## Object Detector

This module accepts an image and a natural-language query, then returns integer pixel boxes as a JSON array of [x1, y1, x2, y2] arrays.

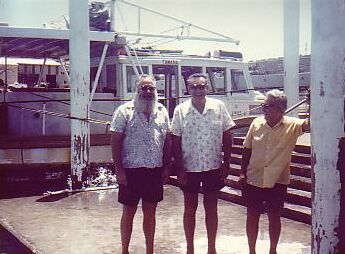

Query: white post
[[69, 0, 90, 189], [38, 57, 47, 86], [58, 57, 70, 83], [311, 1, 345, 253], [283, 0, 300, 117], [110, 0, 116, 32]]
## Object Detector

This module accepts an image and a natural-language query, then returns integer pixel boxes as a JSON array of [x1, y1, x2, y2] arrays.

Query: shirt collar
[[184, 97, 217, 115], [263, 116, 285, 129]]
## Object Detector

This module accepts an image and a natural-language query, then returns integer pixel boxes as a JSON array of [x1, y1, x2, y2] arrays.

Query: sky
[[0, 0, 311, 61]]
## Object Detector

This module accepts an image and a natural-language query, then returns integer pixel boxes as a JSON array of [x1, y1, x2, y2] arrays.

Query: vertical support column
[[69, 0, 90, 189], [311, 1, 345, 253], [4, 54, 8, 92], [58, 57, 70, 84], [110, 0, 116, 32], [283, 0, 300, 117], [37, 57, 47, 86]]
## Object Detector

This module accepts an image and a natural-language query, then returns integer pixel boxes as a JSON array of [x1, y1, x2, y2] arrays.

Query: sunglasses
[[140, 85, 156, 92], [189, 84, 207, 90], [261, 103, 276, 110]]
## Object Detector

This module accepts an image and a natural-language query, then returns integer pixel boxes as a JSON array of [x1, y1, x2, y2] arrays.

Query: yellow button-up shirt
[[243, 116, 306, 188]]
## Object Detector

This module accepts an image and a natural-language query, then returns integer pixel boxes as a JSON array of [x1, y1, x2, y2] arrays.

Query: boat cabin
[[90, 50, 263, 118]]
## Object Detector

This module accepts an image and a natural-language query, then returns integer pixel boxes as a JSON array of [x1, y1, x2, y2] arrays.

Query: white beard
[[133, 92, 158, 114]]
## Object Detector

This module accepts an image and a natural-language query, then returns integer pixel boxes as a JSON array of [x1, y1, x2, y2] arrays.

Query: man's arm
[[110, 131, 126, 185], [162, 132, 172, 184], [221, 128, 233, 178], [301, 113, 310, 132], [240, 147, 252, 179], [172, 134, 187, 185]]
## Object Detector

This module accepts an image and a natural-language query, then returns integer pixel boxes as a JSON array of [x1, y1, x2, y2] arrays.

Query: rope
[[2, 88, 309, 123], [25, 91, 114, 117], [7, 104, 110, 125]]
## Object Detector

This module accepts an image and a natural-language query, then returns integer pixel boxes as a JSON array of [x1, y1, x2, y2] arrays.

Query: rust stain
[[320, 81, 325, 97], [336, 137, 345, 253], [311, 152, 317, 202], [73, 135, 82, 163], [72, 134, 90, 188], [315, 227, 322, 253]]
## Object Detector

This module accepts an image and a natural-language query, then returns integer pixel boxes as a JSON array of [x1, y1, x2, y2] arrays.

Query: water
[[0, 163, 117, 198]]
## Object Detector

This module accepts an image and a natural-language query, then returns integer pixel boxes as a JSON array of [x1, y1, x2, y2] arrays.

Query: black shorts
[[180, 168, 224, 193], [118, 167, 163, 206], [242, 183, 287, 213]]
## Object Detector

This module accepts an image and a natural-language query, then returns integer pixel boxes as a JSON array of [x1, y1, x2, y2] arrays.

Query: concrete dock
[[0, 185, 311, 254]]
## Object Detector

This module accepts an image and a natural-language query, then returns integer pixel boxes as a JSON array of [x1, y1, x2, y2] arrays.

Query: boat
[[0, 0, 312, 229]]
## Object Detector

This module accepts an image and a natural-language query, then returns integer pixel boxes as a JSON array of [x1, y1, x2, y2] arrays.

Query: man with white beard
[[110, 74, 171, 254]]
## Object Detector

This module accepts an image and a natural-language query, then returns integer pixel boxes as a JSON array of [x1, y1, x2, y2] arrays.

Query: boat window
[[181, 66, 202, 95], [206, 67, 226, 93], [126, 66, 148, 93], [231, 69, 248, 93], [105, 64, 116, 94], [154, 74, 165, 96], [90, 66, 109, 92]]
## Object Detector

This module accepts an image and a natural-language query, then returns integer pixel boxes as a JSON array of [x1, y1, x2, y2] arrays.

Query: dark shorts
[[242, 183, 287, 213], [118, 167, 163, 206], [180, 168, 224, 193]]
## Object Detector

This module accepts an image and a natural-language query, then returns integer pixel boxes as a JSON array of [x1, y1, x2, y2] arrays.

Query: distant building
[[249, 55, 311, 90], [0, 58, 69, 88]]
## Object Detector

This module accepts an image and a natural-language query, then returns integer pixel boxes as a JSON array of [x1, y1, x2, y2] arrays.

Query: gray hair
[[135, 74, 156, 90], [265, 89, 287, 113], [187, 73, 208, 85]]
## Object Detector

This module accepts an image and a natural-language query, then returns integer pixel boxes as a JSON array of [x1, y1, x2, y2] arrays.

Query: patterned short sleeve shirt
[[110, 101, 170, 169], [171, 97, 235, 172]]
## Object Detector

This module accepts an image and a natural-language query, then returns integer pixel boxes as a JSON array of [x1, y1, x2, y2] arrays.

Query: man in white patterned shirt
[[110, 74, 171, 254], [171, 73, 235, 254]]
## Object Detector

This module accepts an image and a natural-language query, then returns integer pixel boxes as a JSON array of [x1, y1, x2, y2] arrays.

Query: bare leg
[[142, 201, 158, 254], [183, 191, 198, 254], [121, 205, 137, 254], [267, 210, 281, 254], [246, 208, 260, 254], [203, 191, 218, 254]]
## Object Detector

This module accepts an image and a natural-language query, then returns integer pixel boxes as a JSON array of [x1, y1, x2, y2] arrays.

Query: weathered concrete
[[311, 0, 345, 253], [0, 185, 311, 254], [69, 0, 91, 188]]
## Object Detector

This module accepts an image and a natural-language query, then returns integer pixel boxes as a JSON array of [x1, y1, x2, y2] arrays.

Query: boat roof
[[0, 57, 60, 66], [0, 26, 123, 59]]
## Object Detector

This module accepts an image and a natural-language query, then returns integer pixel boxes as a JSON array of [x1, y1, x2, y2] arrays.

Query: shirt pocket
[[210, 120, 222, 134], [251, 133, 265, 150]]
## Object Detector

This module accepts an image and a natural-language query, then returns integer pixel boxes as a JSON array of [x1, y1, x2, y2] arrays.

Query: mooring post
[[283, 0, 300, 117], [69, 0, 90, 189], [311, 1, 345, 253]]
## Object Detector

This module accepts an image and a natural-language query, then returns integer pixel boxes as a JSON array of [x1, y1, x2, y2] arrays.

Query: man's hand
[[116, 168, 127, 186], [305, 88, 310, 104], [220, 161, 230, 180], [162, 165, 171, 185], [177, 170, 187, 186]]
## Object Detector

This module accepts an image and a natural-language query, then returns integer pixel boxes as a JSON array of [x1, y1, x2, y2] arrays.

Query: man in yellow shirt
[[240, 89, 309, 254]]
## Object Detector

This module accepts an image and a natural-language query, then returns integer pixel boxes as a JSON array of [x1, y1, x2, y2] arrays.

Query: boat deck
[[0, 185, 311, 254]]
